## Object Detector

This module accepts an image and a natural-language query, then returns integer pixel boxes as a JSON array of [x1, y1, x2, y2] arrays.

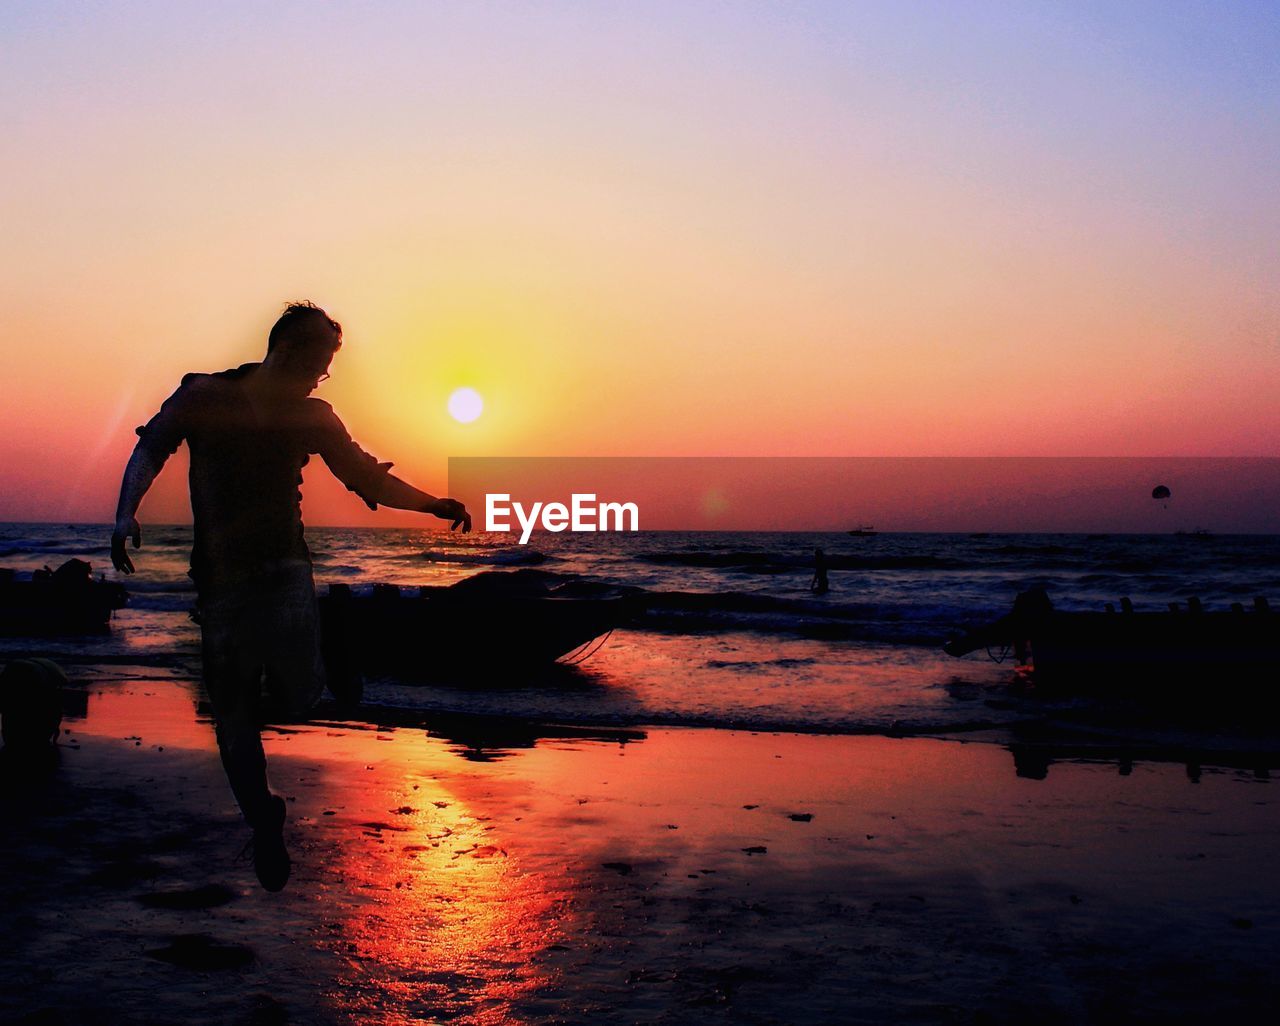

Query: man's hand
[[111, 516, 142, 574], [430, 498, 472, 533]]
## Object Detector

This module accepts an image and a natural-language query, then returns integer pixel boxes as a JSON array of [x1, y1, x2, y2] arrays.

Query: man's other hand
[[111, 516, 142, 574], [431, 498, 472, 533]]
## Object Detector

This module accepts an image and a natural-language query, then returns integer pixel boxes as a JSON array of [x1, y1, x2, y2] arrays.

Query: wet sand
[[3, 675, 1279, 1024]]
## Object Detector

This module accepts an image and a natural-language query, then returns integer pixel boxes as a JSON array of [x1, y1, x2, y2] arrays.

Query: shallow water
[[3, 523, 1278, 736]]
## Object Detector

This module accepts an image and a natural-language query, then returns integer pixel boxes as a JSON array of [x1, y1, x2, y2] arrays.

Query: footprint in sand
[[146, 933, 254, 970], [139, 883, 238, 911]]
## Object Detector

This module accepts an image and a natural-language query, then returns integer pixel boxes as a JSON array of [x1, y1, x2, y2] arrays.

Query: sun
[[447, 387, 484, 424]]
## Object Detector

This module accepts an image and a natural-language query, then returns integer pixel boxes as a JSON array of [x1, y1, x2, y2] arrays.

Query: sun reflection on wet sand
[[271, 726, 576, 1024], [63, 684, 584, 1022], [77, 678, 209, 750], [39, 678, 1280, 1024]]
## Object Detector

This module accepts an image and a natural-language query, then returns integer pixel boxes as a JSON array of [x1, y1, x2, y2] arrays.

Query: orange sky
[[1, 4, 1277, 526]]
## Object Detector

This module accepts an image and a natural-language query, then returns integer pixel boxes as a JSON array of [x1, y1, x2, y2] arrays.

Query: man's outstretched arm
[[111, 444, 166, 574], [366, 473, 472, 532], [313, 402, 471, 531]]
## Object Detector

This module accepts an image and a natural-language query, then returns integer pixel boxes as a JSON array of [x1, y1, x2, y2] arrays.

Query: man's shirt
[[136, 364, 392, 590]]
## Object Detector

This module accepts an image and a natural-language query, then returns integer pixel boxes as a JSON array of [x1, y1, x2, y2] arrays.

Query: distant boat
[[847, 525, 877, 537], [1174, 528, 1213, 538]]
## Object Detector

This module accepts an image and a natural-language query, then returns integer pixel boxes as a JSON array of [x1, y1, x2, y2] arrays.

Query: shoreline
[[10, 637, 1280, 763]]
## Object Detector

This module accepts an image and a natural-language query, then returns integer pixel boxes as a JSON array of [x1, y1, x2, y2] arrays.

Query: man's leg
[[250, 560, 324, 893], [262, 560, 327, 722], [200, 589, 277, 831], [200, 563, 320, 892]]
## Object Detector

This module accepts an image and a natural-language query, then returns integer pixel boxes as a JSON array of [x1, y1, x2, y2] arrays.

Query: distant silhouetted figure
[[810, 548, 830, 595], [111, 302, 471, 891]]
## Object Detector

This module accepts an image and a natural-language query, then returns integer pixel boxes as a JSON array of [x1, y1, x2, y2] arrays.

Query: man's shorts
[[198, 559, 326, 721]]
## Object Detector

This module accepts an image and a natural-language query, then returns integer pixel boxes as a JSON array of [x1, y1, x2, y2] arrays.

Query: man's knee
[[214, 714, 264, 753], [263, 668, 324, 721]]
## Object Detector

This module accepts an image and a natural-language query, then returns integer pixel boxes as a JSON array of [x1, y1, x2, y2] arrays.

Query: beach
[[4, 668, 1279, 1025], [3, 525, 1280, 1023], [7, 1, 1280, 1020]]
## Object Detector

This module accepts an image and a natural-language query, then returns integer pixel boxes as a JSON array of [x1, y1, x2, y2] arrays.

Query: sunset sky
[[1, 2, 1277, 526]]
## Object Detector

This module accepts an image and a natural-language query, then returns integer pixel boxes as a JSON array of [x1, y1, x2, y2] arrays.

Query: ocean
[[3, 523, 1279, 736]]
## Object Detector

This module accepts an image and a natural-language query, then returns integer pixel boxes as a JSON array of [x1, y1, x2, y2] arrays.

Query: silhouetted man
[[111, 301, 470, 891]]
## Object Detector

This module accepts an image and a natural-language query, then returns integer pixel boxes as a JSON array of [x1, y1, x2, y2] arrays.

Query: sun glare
[[447, 387, 484, 424]]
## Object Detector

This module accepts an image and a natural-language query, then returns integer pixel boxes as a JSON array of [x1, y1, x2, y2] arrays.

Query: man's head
[[263, 301, 343, 396]]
